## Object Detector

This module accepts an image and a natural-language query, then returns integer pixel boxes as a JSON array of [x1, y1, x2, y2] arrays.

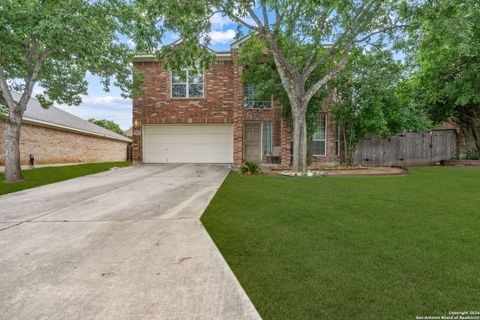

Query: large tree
[[139, 0, 408, 172], [236, 35, 330, 165], [88, 119, 125, 135], [0, 0, 146, 183], [406, 0, 480, 150], [332, 50, 430, 163]]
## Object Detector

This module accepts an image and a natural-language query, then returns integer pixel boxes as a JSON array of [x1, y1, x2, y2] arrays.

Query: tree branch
[[310, 7, 334, 44], [303, 42, 342, 79], [303, 47, 318, 74], [304, 45, 351, 104], [246, 6, 264, 29], [302, 0, 381, 80], [355, 24, 409, 43], [220, 5, 259, 30], [261, 1, 269, 30], [0, 63, 15, 110], [18, 49, 53, 112], [204, 10, 223, 25], [264, 32, 301, 82], [273, 4, 283, 28]]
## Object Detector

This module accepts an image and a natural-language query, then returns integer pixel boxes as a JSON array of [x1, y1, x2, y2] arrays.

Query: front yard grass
[[0, 161, 130, 196], [201, 167, 480, 320]]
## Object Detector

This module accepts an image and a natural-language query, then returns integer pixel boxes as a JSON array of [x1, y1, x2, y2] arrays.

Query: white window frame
[[262, 121, 273, 156], [243, 84, 272, 109], [335, 124, 341, 156], [171, 69, 204, 99], [312, 113, 327, 156]]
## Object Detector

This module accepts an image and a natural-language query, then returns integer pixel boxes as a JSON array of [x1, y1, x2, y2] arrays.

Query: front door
[[244, 122, 262, 162]]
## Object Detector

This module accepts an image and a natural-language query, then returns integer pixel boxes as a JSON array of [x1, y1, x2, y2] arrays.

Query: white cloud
[[81, 95, 129, 105], [210, 13, 234, 30], [57, 100, 132, 130], [208, 29, 236, 44], [209, 12, 257, 31], [56, 95, 132, 130], [241, 16, 257, 28]]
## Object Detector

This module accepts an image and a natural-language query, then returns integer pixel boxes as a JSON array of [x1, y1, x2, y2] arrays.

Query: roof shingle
[[11, 92, 130, 142]]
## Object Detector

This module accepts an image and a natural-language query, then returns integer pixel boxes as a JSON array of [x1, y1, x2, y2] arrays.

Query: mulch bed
[[441, 160, 480, 167], [261, 165, 407, 177]]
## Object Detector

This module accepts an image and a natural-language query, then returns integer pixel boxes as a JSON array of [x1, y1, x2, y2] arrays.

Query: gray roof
[[12, 92, 130, 142]]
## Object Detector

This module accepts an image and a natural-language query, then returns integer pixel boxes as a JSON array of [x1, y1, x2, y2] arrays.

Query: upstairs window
[[244, 85, 272, 109], [172, 69, 204, 98], [312, 113, 327, 156]]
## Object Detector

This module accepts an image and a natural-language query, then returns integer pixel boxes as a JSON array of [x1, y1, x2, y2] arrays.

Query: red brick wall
[[278, 94, 342, 167], [232, 49, 288, 164], [132, 60, 236, 162], [310, 110, 341, 166], [310, 91, 342, 166], [232, 50, 245, 164], [132, 53, 342, 166]]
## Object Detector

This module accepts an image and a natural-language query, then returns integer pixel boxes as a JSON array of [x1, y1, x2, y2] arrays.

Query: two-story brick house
[[132, 38, 342, 166]]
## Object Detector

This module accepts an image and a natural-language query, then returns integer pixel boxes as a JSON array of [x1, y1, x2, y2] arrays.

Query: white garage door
[[143, 125, 234, 163]]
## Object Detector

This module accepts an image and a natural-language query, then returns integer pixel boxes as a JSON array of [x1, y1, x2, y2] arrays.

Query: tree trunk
[[471, 124, 480, 151], [4, 111, 24, 183], [342, 127, 352, 165], [471, 109, 480, 151], [292, 110, 308, 173]]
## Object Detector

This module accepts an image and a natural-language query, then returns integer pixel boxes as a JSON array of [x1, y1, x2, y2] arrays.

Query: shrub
[[241, 162, 260, 175], [461, 149, 480, 160]]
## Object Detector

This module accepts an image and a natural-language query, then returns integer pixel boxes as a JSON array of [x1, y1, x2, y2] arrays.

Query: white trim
[[243, 85, 273, 109], [133, 52, 232, 62], [21, 116, 131, 143], [230, 34, 252, 49], [141, 124, 145, 163], [335, 124, 341, 156], [312, 113, 327, 156], [262, 121, 273, 158], [170, 69, 205, 99], [260, 122, 264, 159]]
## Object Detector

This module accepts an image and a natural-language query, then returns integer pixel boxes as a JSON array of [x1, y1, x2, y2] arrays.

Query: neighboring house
[[0, 92, 131, 165], [132, 38, 342, 166], [124, 128, 133, 138]]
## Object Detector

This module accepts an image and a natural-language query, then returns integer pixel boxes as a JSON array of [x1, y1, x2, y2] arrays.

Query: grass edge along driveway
[[0, 161, 131, 196], [201, 167, 480, 320]]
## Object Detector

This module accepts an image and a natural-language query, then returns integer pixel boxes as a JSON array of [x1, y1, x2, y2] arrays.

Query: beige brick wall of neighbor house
[[0, 123, 128, 165]]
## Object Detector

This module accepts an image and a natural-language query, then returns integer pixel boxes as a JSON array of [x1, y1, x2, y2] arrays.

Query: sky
[[56, 13, 243, 131]]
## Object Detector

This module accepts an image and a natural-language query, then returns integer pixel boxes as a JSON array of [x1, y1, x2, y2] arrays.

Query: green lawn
[[0, 161, 131, 196], [201, 167, 480, 320]]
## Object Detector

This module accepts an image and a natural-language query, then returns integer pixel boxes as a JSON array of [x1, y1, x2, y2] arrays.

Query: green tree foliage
[[0, 0, 146, 183], [236, 35, 329, 164], [407, 0, 480, 150], [88, 119, 124, 135], [136, 0, 409, 172], [332, 50, 430, 164], [237, 37, 430, 165]]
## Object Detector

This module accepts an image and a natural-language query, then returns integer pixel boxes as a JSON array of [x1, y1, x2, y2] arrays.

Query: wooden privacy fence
[[353, 129, 457, 166]]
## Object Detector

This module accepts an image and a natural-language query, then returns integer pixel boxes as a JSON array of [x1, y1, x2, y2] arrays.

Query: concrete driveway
[[0, 164, 260, 320]]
